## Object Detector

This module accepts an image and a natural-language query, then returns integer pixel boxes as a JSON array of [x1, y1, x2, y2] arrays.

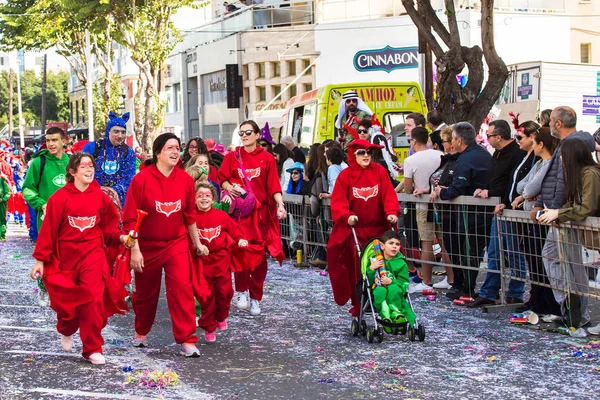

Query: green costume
[[0, 176, 10, 240], [22, 150, 69, 233], [366, 252, 416, 326]]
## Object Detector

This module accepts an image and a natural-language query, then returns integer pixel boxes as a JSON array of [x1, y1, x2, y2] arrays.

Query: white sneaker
[[588, 323, 600, 335], [38, 290, 49, 308], [60, 335, 73, 352], [88, 353, 105, 365], [180, 343, 200, 357], [413, 282, 433, 292], [249, 299, 261, 316], [408, 283, 417, 294], [235, 291, 249, 310], [433, 277, 452, 290]]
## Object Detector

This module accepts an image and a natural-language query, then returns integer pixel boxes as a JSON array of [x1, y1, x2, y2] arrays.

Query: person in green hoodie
[[366, 230, 416, 328], [22, 126, 69, 307], [0, 174, 10, 241], [23, 127, 70, 233]]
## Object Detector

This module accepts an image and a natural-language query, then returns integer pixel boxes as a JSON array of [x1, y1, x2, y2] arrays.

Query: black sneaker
[[514, 302, 532, 313], [445, 288, 463, 300]]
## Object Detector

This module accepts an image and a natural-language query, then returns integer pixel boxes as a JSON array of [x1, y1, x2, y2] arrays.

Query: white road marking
[[0, 304, 38, 309], [27, 388, 159, 399], [0, 325, 54, 332], [5, 350, 80, 358], [0, 288, 35, 293]]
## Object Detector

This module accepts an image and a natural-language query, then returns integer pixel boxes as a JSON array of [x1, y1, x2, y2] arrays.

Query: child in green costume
[[0, 175, 10, 241], [366, 230, 416, 327]]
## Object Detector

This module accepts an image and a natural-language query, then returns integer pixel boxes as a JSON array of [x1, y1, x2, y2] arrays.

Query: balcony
[[179, 1, 314, 49]]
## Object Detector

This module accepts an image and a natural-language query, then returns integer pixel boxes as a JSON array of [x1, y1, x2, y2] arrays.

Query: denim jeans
[[479, 216, 528, 300]]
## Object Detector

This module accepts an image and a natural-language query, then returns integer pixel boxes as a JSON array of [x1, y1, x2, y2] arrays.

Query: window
[[304, 59, 312, 75], [258, 63, 265, 78], [243, 65, 249, 80], [81, 99, 85, 123], [70, 102, 73, 124], [581, 43, 591, 63], [258, 86, 266, 102], [273, 85, 281, 97], [173, 83, 181, 112], [273, 62, 280, 77], [243, 87, 250, 103], [75, 100, 79, 124], [288, 61, 296, 76], [289, 84, 297, 98], [304, 83, 313, 92]]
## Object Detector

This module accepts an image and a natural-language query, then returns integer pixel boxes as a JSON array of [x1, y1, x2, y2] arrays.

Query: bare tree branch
[[418, 0, 451, 47], [402, 0, 445, 58]]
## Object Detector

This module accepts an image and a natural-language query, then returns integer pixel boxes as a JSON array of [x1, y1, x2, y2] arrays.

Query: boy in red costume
[[218, 120, 286, 316], [192, 182, 263, 342], [123, 133, 206, 357], [30, 153, 131, 365], [327, 139, 400, 317]]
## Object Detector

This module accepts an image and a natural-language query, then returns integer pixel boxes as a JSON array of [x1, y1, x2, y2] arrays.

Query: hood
[[63, 180, 101, 194], [347, 139, 383, 171], [237, 146, 264, 157]]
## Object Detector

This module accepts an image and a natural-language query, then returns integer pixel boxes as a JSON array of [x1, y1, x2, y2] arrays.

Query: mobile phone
[[536, 210, 545, 220]]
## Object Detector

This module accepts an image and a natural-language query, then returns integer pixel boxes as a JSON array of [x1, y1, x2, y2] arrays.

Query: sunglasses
[[487, 134, 500, 138], [355, 149, 373, 157], [259, 142, 269, 148], [515, 135, 523, 141], [239, 129, 256, 137], [291, 171, 300, 175], [357, 129, 369, 134], [345, 99, 357, 104]]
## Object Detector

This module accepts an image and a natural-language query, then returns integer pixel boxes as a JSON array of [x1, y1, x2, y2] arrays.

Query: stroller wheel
[[400, 324, 407, 335], [366, 326, 375, 343], [351, 319, 359, 336], [360, 320, 368, 337], [392, 327, 399, 335], [376, 326, 384, 343], [408, 326, 416, 342], [417, 324, 426, 342]]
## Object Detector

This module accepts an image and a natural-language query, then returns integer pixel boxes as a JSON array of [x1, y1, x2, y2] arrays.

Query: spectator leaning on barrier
[[432, 122, 492, 300], [405, 112, 426, 157], [400, 127, 443, 290], [323, 145, 346, 198], [285, 162, 310, 196], [532, 106, 595, 329], [512, 127, 561, 316], [468, 120, 535, 308], [538, 139, 600, 333]]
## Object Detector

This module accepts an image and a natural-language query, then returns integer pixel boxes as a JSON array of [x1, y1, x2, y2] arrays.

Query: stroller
[[350, 227, 426, 343]]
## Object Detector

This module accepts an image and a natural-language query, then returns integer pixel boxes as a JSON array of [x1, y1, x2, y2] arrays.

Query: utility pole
[[40, 53, 47, 134], [85, 30, 94, 141], [8, 68, 13, 140], [16, 57, 24, 149]]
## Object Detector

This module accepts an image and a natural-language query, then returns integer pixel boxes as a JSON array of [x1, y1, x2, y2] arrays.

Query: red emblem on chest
[[238, 168, 260, 181], [155, 200, 181, 217], [68, 216, 97, 232], [198, 226, 221, 243], [353, 185, 379, 201]]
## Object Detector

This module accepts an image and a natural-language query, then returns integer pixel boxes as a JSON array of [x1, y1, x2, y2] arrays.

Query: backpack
[[36, 155, 46, 191]]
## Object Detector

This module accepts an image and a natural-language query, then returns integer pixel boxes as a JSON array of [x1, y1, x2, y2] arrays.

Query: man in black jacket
[[432, 122, 492, 299], [468, 120, 528, 307]]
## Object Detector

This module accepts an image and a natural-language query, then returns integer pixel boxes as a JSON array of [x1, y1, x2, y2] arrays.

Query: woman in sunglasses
[[326, 139, 400, 317], [218, 120, 287, 316]]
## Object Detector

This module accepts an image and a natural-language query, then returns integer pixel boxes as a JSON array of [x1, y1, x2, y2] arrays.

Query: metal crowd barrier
[[281, 193, 600, 304]]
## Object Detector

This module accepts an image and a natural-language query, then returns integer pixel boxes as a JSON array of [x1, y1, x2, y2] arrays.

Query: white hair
[[280, 135, 295, 146]]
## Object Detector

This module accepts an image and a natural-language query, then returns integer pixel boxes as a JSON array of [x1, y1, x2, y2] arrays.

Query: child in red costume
[[123, 133, 207, 358], [192, 182, 264, 341], [327, 139, 400, 317], [30, 153, 131, 365], [218, 120, 287, 316]]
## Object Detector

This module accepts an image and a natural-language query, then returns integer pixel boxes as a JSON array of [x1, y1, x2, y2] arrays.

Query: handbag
[[224, 151, 257, 219]]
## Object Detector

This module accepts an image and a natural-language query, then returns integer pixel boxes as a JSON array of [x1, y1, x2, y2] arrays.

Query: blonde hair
[[195, 181, 217, 200], [186, 164, 208, 183]]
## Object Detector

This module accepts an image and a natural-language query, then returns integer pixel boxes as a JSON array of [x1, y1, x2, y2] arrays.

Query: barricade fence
[[280, 193, 600, 304]]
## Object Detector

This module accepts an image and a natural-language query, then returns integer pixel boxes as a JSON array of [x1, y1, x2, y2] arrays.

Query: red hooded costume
[[218, 146, 284, 301], [122, 164, 198, 344], [32, 181, 129, 358], [326, 140, 400, 316]]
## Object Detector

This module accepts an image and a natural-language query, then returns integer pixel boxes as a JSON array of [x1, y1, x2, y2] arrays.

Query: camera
[[536, 210, 545, 220]]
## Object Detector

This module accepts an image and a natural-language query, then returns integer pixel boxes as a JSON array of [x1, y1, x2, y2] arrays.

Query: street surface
[[0, 223, 599, 399]]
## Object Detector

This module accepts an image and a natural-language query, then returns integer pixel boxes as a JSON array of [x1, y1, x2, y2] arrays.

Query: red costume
[[218, 146, 284, 301], [327, 140, 400, 316], [32, 181, 128, 358], [122, 164, 198, 344], [192, 208, 263, 331]]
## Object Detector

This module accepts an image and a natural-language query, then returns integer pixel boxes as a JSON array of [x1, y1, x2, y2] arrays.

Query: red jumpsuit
[[218, 146, 284, 301], [327, 142, 400, 316], [192, 208, 264, 331], [122, 164, 198, 344], [32, 181, 128, 358]]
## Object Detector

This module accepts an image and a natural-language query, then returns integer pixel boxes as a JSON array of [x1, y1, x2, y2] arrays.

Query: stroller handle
[[351, 226, 362, 256]]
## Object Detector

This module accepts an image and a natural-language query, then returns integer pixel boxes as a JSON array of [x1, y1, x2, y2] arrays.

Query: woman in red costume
[[327, 139, 400, 316], [30, 153, 131, 365], [123, 133, 206, 357], [219, 120, 287, 316]]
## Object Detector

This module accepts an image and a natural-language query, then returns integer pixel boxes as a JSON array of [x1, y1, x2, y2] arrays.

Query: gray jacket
[[534, 131, 595, 209], [517, 158, 552, 211]]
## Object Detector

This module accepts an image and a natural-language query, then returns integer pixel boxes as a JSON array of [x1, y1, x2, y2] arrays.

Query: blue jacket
[[440, 142, 492, 200]]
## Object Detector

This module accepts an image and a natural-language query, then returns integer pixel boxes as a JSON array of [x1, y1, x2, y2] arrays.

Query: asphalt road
[[0, 223, 599, 400]]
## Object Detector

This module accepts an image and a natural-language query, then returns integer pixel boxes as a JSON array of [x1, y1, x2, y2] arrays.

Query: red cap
[[347, 139, 383, 151]]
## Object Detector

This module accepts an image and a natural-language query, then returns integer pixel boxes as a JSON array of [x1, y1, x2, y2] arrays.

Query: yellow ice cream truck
[[281, 82, 428, 164]]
